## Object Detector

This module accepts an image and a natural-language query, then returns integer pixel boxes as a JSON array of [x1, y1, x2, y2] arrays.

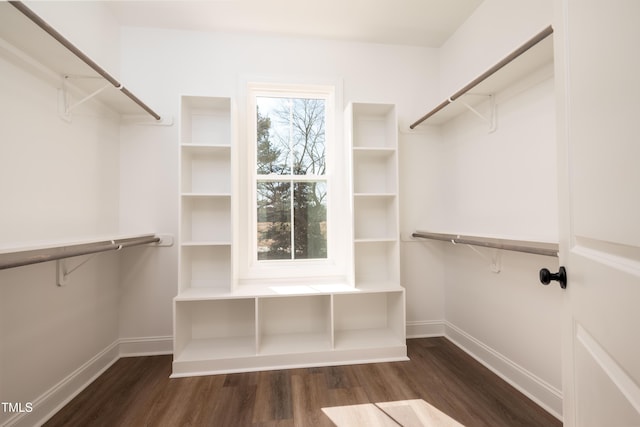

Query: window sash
[[256, 179, 328, 261], [256, 96, 326, 178]]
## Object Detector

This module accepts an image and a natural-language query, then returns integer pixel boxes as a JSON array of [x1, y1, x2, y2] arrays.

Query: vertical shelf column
[[178, 96, 234, 296], [348, 103, 400, 288]]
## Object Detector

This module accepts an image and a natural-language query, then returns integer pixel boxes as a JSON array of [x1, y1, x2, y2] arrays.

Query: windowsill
[[241, 257, 347, 284]]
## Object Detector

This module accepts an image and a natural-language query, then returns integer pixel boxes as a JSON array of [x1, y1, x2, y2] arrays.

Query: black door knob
[[539, 266, 567, 289]]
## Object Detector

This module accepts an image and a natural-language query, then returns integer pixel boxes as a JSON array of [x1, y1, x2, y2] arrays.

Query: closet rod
[[412, 231, 558, 257], [0, 235, 160, 270], [409, 25, 554, 130], [8, 1, 162, 121]]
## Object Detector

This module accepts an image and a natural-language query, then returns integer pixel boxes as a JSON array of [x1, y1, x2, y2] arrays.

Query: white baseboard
[[444, 322, 563, 421], [119, 336, 173, 357], [3, 337, 174, 427], [406, 320, 445, 338]]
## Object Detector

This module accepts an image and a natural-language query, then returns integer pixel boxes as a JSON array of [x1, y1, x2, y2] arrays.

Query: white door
[[555, 0, 640, 425]]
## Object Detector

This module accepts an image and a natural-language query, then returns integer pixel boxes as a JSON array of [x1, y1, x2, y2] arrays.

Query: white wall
[[118, 123, 177, 342], [116, 27, 445, 340], [24, 1, 121, 77], [416, 0, 563, 418], [434, 74, 557, 239], [400, 127, 447, 336]]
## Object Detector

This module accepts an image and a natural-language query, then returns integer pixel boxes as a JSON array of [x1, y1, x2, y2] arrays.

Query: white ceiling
[[106, 0, 483, 48]]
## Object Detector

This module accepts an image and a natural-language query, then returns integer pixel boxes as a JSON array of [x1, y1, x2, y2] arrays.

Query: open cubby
[[353, 149, 397, 194], [181, 195, 231, 244], [258, 295, 332, 355], [333, 291, 405, 350], [354, 240, 400, 286], [181, 97, 231, 146], [352, 103, 397, 149], [353, 196, 398, 241], [174, 298, 256, 362], [180, 245, 231, 292], [181, 146, 231, 194]]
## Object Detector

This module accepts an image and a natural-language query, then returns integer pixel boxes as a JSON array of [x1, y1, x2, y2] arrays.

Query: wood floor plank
[[214, 381, 258, 426], [253, 370, 293, 424], [43, 338, 561, 427], [291, 372, 333, 427], [327, 386, 370, 408]]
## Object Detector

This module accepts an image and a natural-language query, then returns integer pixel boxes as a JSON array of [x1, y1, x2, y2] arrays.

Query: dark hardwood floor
[[44, 338, 561, 426]]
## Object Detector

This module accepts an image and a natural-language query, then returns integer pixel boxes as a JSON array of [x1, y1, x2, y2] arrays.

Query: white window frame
[[239, 82, 349, 286]]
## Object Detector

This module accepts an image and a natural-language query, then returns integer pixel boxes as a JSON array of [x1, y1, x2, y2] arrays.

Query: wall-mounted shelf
[[0, 1, 161, 120], [412, 231, 558, 257], [410, 25, 553, 129]]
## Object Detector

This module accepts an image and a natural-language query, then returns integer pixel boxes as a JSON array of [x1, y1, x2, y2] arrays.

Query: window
[[241, 82, 347, 284], [255, 96, 328, 261]]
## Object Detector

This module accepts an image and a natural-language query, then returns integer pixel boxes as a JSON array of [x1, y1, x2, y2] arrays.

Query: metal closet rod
[[0, 235, 160, 270], [412, 231, 558, 257], [410, 25, 554, 130], [9, 1, 161, 121]]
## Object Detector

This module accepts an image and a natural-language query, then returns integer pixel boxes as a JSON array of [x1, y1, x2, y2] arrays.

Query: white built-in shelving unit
[[173, 97, 406, 377]]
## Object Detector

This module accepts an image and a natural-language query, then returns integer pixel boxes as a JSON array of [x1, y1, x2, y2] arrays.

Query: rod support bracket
[[453, 93, 497, 133], [464, 244, 502, 273], [58, 75, 111, 121], [56, 259, 69, 286], [56, 252, 99, 286]]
